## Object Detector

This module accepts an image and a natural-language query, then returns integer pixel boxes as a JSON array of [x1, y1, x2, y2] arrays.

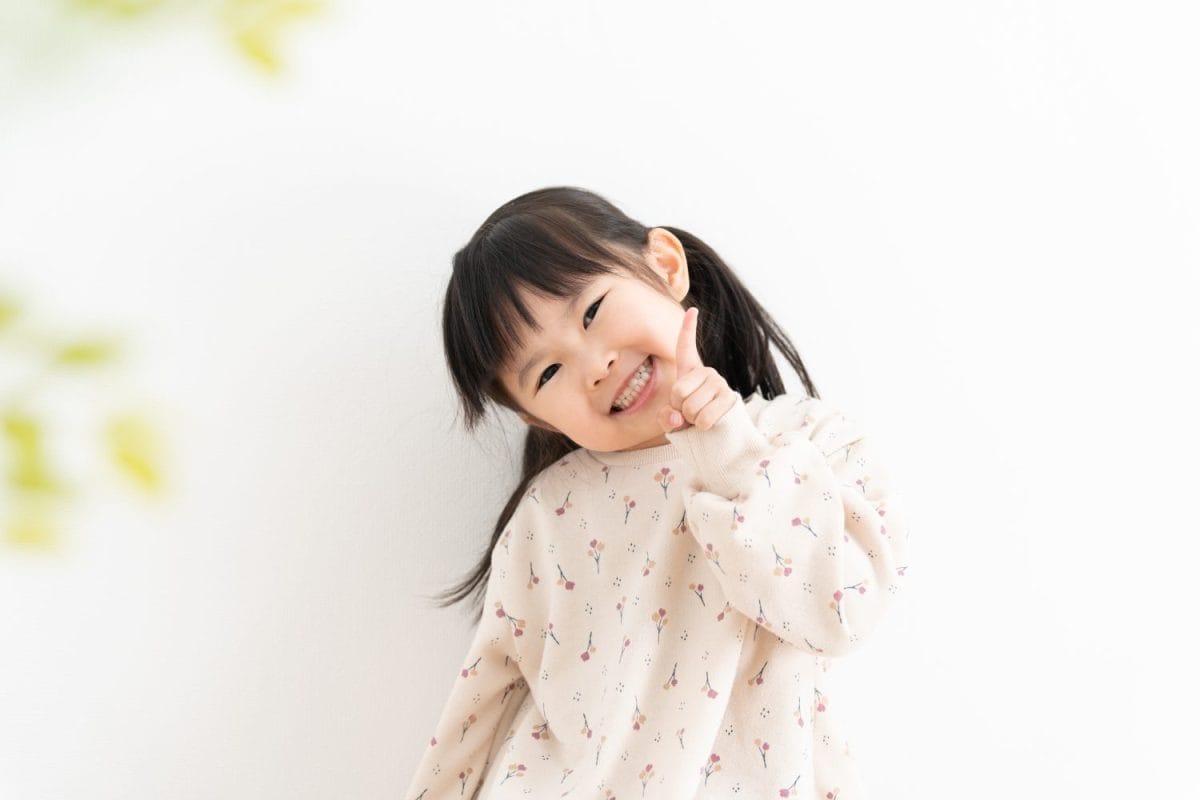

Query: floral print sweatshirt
[[404, 392, 911, 800]]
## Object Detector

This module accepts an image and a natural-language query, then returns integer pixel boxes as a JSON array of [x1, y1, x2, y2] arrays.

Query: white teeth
[[614, 357, 652, 410]]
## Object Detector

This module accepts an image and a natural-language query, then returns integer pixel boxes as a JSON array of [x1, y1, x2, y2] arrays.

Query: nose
[[590, 348, 617, 390]]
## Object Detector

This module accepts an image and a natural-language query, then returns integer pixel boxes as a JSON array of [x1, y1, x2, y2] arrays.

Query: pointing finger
[[675, 306, 703, 375]]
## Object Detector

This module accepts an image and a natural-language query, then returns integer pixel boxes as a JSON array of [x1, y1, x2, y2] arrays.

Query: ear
[[518, 411, 562, 435], [646, 227, 690, 302]]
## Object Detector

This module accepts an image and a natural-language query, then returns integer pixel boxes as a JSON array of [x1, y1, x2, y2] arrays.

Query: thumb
[[675, 306, 703, 375], [658, 403, 687, 433]]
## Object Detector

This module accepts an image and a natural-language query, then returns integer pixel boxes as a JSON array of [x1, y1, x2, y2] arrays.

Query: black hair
[[430, 186, 820, 623]]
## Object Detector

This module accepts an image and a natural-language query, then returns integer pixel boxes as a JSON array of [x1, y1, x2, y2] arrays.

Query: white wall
[[1, 1, 1196, 798]]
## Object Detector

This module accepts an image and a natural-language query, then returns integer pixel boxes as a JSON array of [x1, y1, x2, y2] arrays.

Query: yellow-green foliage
[[1, 291, 165, 551], [67, 0, 323, 72]]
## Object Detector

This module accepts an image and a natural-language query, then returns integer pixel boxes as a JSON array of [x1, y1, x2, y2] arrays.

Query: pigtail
[[660, 226, 820, 403]]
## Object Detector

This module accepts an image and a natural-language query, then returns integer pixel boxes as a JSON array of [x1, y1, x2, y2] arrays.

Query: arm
[[403, 557, 530, 800], [666, 394, 910, 657]]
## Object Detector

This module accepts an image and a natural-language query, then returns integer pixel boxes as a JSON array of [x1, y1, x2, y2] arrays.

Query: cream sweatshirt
[[404, 392, 911, 799]]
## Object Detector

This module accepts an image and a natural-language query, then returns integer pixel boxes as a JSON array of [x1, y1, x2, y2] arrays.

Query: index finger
[[675, 306, 703, 375]]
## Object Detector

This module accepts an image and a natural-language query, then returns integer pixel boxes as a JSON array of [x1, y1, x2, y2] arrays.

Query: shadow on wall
[[0, 285, 166, 552]]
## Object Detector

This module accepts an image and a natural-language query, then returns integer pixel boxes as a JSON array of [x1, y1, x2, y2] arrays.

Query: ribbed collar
[[582, 439, 682, 467]]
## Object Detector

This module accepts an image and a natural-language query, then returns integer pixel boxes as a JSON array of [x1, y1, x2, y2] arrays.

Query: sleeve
[[665, 393, 911, 658], [402, 552, 531, 800]]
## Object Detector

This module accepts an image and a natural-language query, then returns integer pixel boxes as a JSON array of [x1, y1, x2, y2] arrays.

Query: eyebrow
[[515, 292, 586, 393]]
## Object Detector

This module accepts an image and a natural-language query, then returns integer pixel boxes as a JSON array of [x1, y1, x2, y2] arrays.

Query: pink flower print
[[747, 660, 767, 687], [730, 505, 745, 531], [631, 696, 646, 730], [654, 466, 674, 497], [779, 773, 803, 797], [500, 528, 512, 555], [531, 703, 554, 741], [676, 728, 686, 749], [756, 459, 771, 487], [803, 636, 825, 654], [688, 582, 706, 606], [700, 671, 719, 699], [772, 545, 793, 577], [897, 565, 908, 576], [493, 601, 526, 637], [594, 734, 607, 767], [830, 582, 866, 623], [716, 600, 732, 622], [662, 662, 679, 690], [755, 737, 770, 768], [561, 767, 574, 784], [642, 551, 656, 577], [616, 595, 627, 624], [498, 763, 526, 784], [580, 713, 593, 739], [792, 467, 807, 485], [546, 622, 560, 645], [639, 762, 656, 797], [672, 510, 689, 537], [623, 494, 637, 523], [855, 475, 871, 496], [814, 688, 828, 713], [580, 631, 597, 661], [460, 713, 478, 743], [703, 543, 726, 574], [457, 766, 474, 792], [651, 607, 669, 643], [556, 564, 575, 591], [588, 538, 605, 573], [601, 465, 611, 483], [794, 695, 806, 727], [430, 736, 437, 746], [618, 634, 631, 663], [527, 562, 540, 589], [527, 486, 540, 503], [701, 752, 722, 785], [755, 599, 773, 630], [826, 788, 841, 800], [555, 491, 572, 516], [461, 656, 481, 678], [791, 516, 818, 537]]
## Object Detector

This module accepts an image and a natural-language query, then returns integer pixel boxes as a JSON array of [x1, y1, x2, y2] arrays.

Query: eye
[[583, 294, 605, 328], [534, 293, 605, 393], [536, 364, 559, 390]]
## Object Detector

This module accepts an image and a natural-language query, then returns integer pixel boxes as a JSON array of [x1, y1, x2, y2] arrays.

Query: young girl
[[404, 187, 911, 799]]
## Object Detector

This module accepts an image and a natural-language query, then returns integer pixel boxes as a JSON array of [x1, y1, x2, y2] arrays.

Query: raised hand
[[657, 307, 739, 433]]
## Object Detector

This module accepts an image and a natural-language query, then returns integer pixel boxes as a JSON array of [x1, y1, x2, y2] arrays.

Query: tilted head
[[442, 186, 692, 452]]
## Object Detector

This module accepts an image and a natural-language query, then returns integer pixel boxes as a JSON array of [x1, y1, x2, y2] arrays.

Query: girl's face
[[496, 229, 690, 453]]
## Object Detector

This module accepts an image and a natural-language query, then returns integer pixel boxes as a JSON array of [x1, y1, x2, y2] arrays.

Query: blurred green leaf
[[71, 0, 170, 19], [106, 414, 164, 493], [4, 510, 59, 550], [54, 339, 120, 367], [0, 297, 21, 330], [2, 410, 69, 496], [223, 0, 322, 72]]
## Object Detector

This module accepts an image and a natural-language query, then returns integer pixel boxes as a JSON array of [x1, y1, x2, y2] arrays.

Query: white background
[[1, 1, 1197, 798]]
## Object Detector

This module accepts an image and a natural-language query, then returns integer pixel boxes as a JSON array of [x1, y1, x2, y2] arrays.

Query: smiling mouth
[[610, 356, 654, 413]]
